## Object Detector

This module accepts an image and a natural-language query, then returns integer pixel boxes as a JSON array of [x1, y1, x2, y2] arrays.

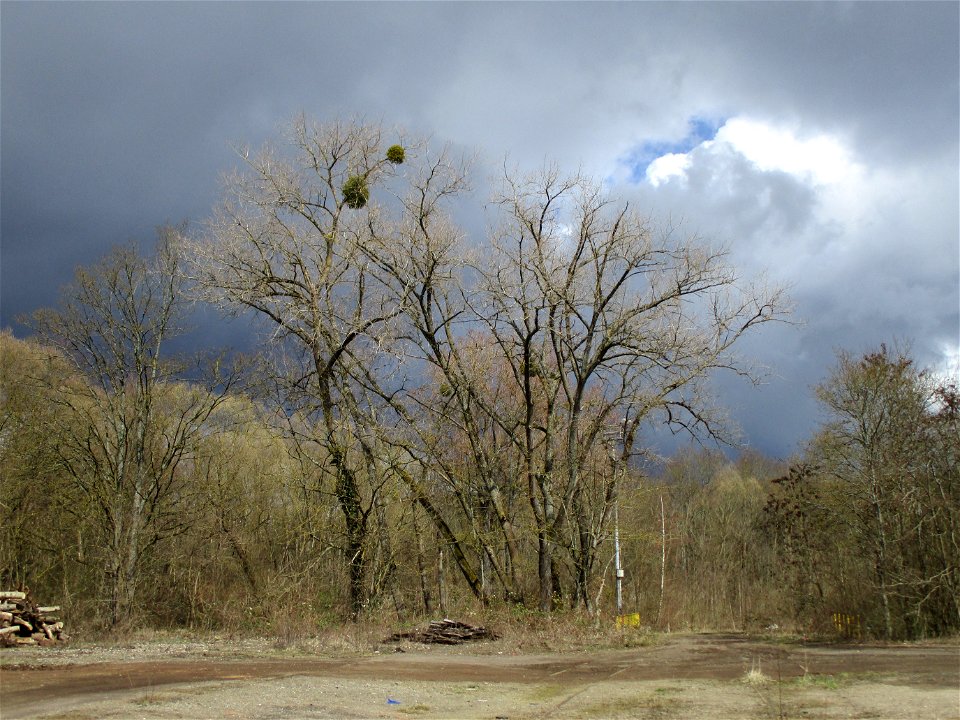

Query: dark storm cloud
[[2, 1, 957, 458], [1, 2, 455, 326], [668, 2, 959, 162]]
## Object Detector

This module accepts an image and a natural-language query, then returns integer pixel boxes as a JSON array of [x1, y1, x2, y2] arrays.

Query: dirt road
[[2, 633, 957, 719]]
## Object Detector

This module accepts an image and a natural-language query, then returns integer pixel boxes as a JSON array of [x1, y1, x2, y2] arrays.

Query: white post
[[614, 499, 623, 616], [657, 493, 665, 626]]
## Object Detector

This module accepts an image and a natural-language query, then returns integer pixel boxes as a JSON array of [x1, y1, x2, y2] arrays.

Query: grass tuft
[[743, 659, 771, 686], [398, 703, 431, 715]]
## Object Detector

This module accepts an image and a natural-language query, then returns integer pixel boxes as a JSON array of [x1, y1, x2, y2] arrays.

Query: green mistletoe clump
[[386, 144, 405, 164], [342, 175, 370, 209]]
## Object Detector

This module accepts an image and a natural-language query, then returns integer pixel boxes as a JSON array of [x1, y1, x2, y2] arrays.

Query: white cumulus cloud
[[644, 116, 863, 188], [646, 153, 693, 187]]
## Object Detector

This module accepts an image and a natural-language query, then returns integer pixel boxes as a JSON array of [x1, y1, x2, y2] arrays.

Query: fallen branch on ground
[[385, 618, 499, 645]]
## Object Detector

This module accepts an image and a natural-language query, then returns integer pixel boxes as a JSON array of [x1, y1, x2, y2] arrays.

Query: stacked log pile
[[0, 591, 68, 647], [386, 618, 499, 645]]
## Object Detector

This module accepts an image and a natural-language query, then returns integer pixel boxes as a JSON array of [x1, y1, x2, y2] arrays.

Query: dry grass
[[459, 605, 662, 653], [579, 693, 678, 718], [742, 659, 772, 686], [133, 691, 173, 706], [59, 601, 669, 657], [397, 703, 432, 715]]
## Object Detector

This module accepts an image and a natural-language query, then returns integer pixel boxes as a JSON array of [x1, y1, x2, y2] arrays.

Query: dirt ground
[[1, 633, 957, 719]]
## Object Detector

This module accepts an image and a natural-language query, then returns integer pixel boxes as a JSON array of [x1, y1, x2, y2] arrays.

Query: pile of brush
[[386, 618, 499, 645], [0, 590, 68, 647]]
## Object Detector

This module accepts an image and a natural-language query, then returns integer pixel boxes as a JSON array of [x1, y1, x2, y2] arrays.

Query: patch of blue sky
[[624, 116, 725, 183]]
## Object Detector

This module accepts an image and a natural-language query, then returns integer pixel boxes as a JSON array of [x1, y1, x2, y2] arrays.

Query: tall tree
[[474, 169, 787, 610], [812, 345, 960, 638], [0, 332, 84, 598], [374, 165, 787, 610], [189, 117, 480, 615], [25, 230, 238, 625]]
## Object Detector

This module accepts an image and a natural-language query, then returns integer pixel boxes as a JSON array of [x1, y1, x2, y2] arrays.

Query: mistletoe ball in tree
[[386, 145, 405, 164], [342, 175, 370, 209]]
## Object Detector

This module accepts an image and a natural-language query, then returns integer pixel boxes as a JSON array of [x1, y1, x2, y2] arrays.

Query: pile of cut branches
[[0, 590, 68, 647], [386, 618, 499, 645]]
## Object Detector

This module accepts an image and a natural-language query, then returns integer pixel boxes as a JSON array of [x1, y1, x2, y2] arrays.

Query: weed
[[398, 703, 431, 715], [793, 673, 842, 690], [463, 605, 663, 653], [134, 691, 170, 705], [527, 683, 567, 701], [580, 694, 677, 718], [791, 671, 886, 690], [743, 659, 771, 686], [742, 655, 790, 720]]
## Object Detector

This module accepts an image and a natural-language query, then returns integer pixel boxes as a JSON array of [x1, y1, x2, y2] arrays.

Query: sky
[[2, 1, 958, 460]]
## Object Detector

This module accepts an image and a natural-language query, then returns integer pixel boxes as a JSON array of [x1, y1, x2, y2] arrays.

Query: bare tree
[[188, 117, 483, 615], [191, 117, 786, 614], [364, 162, 787, 610], [466, 168, 788, 610], [26, 230, 239, 626]]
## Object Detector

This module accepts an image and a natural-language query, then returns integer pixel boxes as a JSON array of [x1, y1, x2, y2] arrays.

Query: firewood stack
[[386, 618, 499, 645], [0, 590, 68, 647]]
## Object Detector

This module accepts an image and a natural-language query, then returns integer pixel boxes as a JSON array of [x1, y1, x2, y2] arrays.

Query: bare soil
[[1, 633, 957, 719]]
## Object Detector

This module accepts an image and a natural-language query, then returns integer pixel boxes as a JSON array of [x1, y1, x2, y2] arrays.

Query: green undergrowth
[[790, 671, 888, 690], [579, 693, 679, 718]]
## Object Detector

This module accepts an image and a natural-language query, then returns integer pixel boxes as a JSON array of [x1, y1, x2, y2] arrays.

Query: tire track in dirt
[[1, 634, 956, 720]]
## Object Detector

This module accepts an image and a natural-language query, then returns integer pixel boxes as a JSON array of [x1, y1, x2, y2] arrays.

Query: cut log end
[[0, 590, 68, 648]]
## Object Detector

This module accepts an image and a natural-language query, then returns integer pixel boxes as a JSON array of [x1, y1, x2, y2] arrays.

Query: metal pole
[[614, 498, 623, 616], [606, 424, 625, 619]]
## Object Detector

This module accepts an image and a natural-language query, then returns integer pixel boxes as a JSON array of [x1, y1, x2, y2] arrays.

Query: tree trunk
[[335, 461, 367, 619], [399, 466, 485, 602], [870, 472, 894, 640], [538, 531, 554, 611], [437, 533, 447, 615], [413, 505, 433, 614]]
